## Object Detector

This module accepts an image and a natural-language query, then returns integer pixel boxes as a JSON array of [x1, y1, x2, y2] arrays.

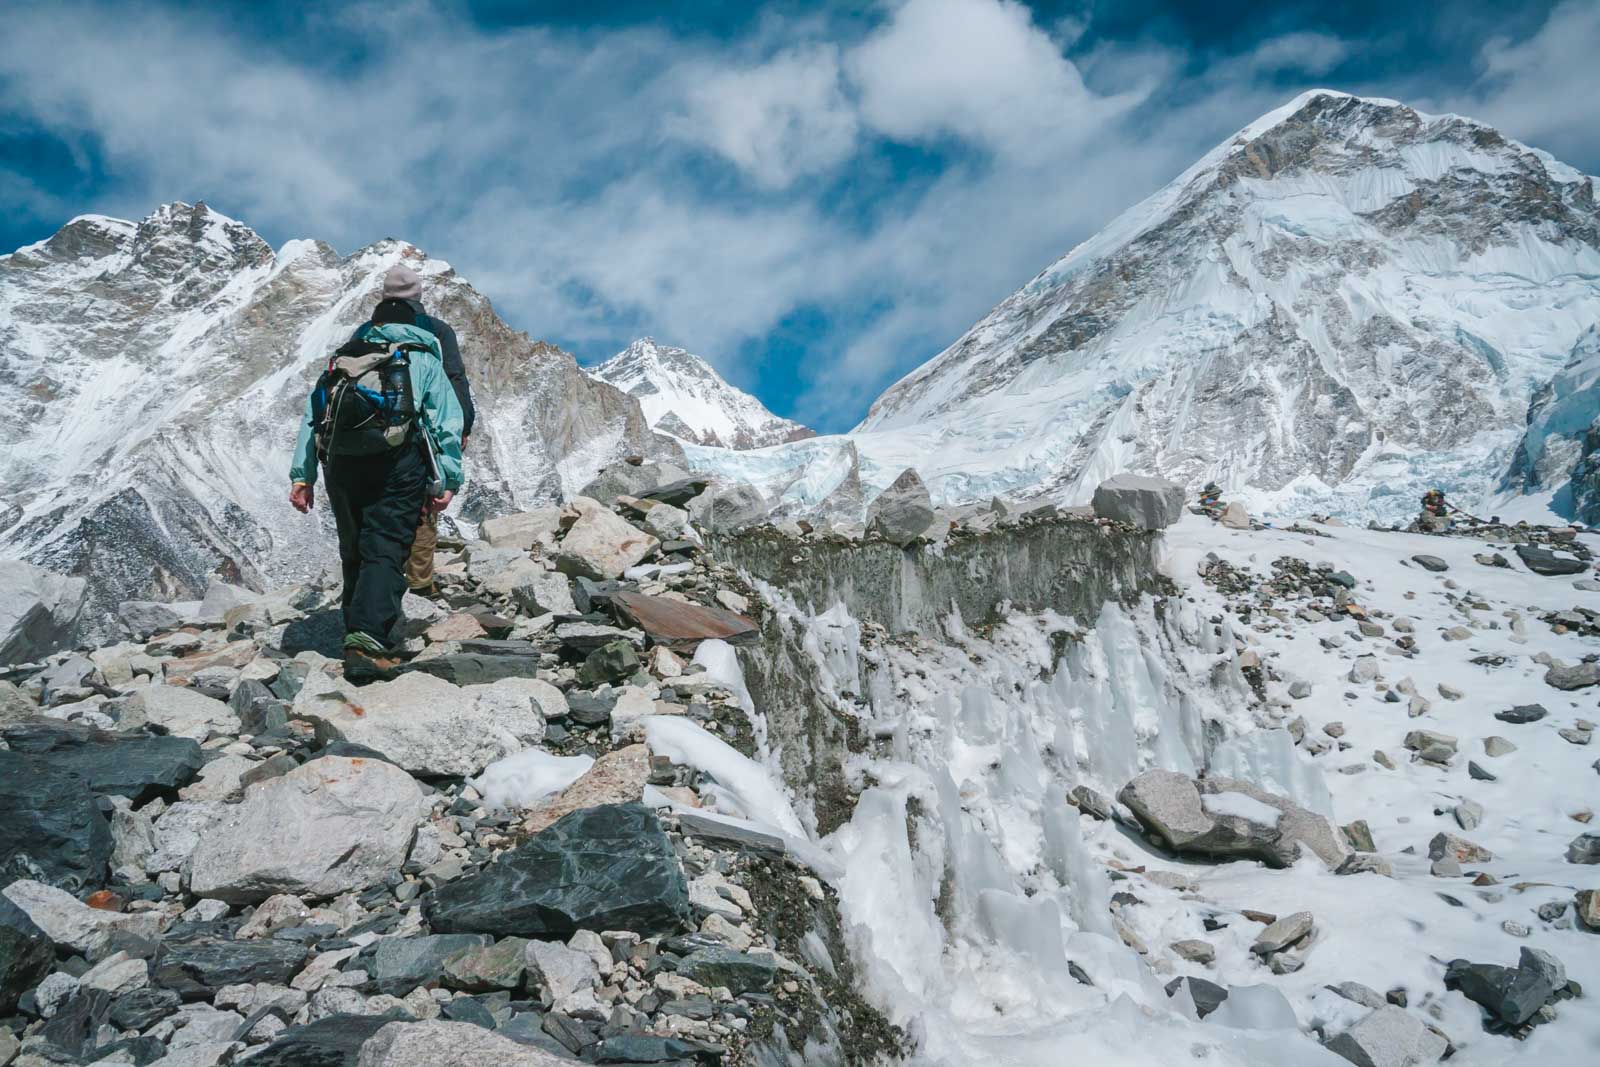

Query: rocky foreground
[[0, 463, 914, 1067], [1, 466, 1598, 1067]]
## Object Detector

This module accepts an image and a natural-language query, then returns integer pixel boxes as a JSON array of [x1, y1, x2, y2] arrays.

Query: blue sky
[[3, 1, 1598, 432]]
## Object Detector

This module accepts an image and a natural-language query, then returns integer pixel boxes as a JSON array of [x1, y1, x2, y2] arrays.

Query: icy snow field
[[680, 514, 1598, 1065]]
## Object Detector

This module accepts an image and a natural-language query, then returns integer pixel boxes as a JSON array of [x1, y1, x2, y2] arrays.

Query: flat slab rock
[[426, 802, 690, 939], [361, 1019, 575, 1066], [0, 717, 202, 803], [609, 590, 757, 648], [293, 670, 547, 777]]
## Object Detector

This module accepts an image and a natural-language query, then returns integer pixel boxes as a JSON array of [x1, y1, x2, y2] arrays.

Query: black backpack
[[310, 333, 425, 458]]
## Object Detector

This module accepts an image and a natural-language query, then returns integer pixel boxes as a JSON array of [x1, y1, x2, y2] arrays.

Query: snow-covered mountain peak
[[591, 337, 814, 450], [720, 89, 1600, 524], [0, 203, 663, 631]]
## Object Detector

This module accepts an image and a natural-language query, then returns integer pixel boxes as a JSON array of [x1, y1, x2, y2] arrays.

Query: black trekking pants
[[323, 445, 429, 643]]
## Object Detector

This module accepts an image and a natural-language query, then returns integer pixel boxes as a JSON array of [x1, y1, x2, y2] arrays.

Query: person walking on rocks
[[289, 291, 464, 677], [351, 264, 477, 597]]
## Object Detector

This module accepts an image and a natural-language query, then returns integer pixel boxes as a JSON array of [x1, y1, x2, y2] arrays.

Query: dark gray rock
[[1515, 544, 1588, 576], [404, 651, 544, 686], [641, 477, 710, 509], [1545, 662, 1600, 691], [578, 641, 641, 687], [1496, 704, 1548, 724], [596, 1033, 725, 1062], [1568, 833, 1600, 864], [565, 692, 616, 727], [152, 938, 308, 998], [1165, 975, 1229, 1018], [0, 718, 202, 803], [373, 934, 491, 996], [0, 895, 52, 1012], [0, 751, 112, 891], [249, 1012, 406, 1066], [672, 947, 777, 994], [674, 811, 787, 857], [108, 986, 182, 1030], [1444, 947, 1566, 1026], [231, 679, 288, 734], [1410, 555, 1449, 572], [427, 803, 690, 938]]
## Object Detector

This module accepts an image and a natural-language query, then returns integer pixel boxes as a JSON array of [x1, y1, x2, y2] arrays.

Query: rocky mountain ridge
[[0, 202, 666, 634]]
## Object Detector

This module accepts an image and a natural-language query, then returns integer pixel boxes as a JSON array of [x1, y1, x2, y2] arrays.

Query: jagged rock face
[[0, 202, 659, 633], [691, 91, 1600, 523], [591, 337, 814, 450]]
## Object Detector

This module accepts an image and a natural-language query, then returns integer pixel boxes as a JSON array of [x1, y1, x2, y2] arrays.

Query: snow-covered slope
[[687, 91, 1600, 524], [591, 337, 814, 450], [0, 202, 662, 629]]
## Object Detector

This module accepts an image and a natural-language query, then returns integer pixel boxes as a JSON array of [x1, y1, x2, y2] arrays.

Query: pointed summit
[[685, 91, 1600, 523], [592, 338, 814, 450]]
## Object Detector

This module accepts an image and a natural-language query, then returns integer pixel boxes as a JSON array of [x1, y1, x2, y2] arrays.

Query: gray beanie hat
[[382, 264, 422, 301]]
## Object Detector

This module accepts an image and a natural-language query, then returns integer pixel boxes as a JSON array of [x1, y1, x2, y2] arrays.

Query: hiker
[[351, 264, 476, 597], [1418, 488, 1451, 532], [288, 298, 464, 676]]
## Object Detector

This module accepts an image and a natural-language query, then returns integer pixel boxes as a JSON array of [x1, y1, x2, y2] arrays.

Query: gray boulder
[[1444, 946, 1567, 1027], [479, 508, 564, 551], [1, 879, 162, 960], [866, 469, 936, 547], [293, 670, 545, 777], [1568, 833, 1600, 864], [118, 686, 241, 740], [688, 483, 769, 533], [189, 755, 426, 903], [0, 560, 86, 665], [1117, 769, 1347, 869], [117, 600, 186, 639], [1515, 544, 1587, 576], [552, 498, 659, 581], [579, 461, 689, 507], [1091, 474, 1185, 530], [358, 1020, 572, 1066], [1545, 662, 1600, 690], [1325, 1005, 1446, 1066]]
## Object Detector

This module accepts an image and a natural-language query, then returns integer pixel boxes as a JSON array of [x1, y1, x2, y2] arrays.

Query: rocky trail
[[0, 467, 1597, 1066]]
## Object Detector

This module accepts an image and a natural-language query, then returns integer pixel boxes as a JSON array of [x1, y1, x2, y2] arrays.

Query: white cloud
[[678, 45, 859, 188], [0, 0, 1594, 435], [846, 0, 1142, 158], [1443, 0, 1600, 166]]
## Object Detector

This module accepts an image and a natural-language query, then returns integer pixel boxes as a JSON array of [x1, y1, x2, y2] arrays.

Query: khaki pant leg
[[406, 509, 439, 592]]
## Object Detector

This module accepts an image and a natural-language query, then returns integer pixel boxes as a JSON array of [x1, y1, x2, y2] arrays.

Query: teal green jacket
[[289, 322, 465, 491]]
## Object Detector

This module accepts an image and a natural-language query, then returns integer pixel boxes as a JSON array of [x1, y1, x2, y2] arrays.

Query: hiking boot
[[342, 631, 403, 683]]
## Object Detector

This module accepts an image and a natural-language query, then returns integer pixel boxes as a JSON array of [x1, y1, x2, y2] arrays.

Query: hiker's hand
[[289, 483, 314, 513], [427, 490, 454, 514], [460, 433, 470, 451]]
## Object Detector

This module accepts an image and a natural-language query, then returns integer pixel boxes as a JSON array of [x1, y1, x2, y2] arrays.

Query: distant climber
[[1417, 489, 1451, 532], [350, 264, 476, 597], [289, 299, 464, 678]]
